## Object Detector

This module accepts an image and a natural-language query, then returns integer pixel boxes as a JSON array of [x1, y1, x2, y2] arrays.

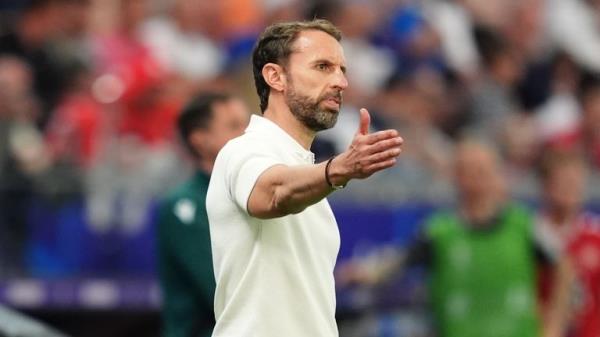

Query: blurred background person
[[86, 0, 182, 238], [0, 0, 599, 336], [0, 0, 87, 128], [466, 26, 524, 142], [158, 92, 249, 337], [0, 56, 45, 278], [536, 150, 600, 337], [546, 74, 600, 171], [338, 140, 564, 337], [140, 0, 229, 100]]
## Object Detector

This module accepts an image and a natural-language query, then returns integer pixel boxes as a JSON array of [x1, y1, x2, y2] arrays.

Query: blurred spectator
[[536, 150, 600, 337], [141, 0, 228, 99], [500, 113, 541, 200], [547, 0, 600, 74], [375, 1, 444, 78], [424, 0, 479, 80], [547, 74, 600, 171], [0, 56, 46, 277], [86, 0, 182, 235], [339, 140, 562, 337], [510, 0, 554, 112], [158, 92, 249, 337], [45, 60, 104, 170], [466, 26, 524, 141], [535, 53, 582, 143], [460, 0, 518, 30], [0, 0, 84, 128], [0, 1, 598, 335]]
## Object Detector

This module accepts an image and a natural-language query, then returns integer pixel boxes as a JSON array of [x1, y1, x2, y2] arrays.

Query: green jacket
[[426, 204, 539, 337], [158, 171, 215, 337]]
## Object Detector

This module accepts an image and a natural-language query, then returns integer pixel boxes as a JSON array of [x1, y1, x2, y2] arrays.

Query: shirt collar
[[245, 114, 315, 163]]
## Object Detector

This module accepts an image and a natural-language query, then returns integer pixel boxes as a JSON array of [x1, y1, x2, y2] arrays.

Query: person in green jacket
[[339, 140, 568, 337], [158, 92, 250, 337]]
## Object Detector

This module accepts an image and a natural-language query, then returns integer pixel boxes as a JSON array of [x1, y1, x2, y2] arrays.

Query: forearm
[[542, 257, 574, 337], [249, 161, 336, 219], [247, 109, 403, 219]]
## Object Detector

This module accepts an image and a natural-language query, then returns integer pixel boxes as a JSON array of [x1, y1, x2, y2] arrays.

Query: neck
[[462, 195, 502, 226], [198, 157, 213, 175], [263, 100, 316, 150], [546, 205, 579, 227]]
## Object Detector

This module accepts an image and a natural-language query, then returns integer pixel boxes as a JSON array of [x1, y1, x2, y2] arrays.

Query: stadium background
[[0, 0, 600, 336]]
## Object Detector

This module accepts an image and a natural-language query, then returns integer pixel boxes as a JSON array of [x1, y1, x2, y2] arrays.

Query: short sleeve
[[222, 141, 283, 213]]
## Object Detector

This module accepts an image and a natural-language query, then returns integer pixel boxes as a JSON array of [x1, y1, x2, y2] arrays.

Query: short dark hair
[[177, 92, 231, 157], [252, 19, 342, 112], [578, 72, 600, 104], [22, 0, 84, 12], [473, 25, 512, 68]]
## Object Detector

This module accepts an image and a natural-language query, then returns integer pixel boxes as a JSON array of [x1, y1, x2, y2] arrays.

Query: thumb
[[358, 108, 370, 135]]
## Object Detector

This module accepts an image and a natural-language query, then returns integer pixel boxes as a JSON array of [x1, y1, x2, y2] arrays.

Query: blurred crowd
[[0, 0, 600, 310], [1, 0, 600, 336]]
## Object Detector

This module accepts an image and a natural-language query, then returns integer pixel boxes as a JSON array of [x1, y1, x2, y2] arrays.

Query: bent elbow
[[249, 186, 307, 219], [268, 188, 307, 218]]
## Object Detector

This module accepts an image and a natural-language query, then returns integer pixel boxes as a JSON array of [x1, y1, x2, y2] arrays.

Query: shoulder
[[496, 204, 537, 241], [160, 178, 199, 210], [503, 203, 533, 219], [424, 209, 458, 237], [214, 133, 282, 171], [221, 132, 271, 154], [577, 212, 600, 233]]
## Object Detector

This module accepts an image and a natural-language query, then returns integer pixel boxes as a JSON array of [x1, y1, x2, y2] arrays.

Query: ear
[[262, 63, 286, 92]]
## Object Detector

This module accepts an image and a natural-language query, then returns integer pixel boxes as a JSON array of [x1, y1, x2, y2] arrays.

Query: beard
[[285, 82, 342, 132]]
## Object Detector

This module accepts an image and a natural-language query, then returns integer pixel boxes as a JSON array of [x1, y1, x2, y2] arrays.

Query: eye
[[317, 63, 329, 71]]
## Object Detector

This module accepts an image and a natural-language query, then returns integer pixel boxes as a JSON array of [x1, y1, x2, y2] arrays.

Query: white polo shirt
[[206, 115, 341, 337]]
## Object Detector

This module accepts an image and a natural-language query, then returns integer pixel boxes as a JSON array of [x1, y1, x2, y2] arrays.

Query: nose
[[333, 69, 348, 91]]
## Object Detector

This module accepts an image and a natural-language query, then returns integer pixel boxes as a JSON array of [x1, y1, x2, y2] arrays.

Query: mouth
[[321, 94, 342, 110], [324, 98, 340, 106]]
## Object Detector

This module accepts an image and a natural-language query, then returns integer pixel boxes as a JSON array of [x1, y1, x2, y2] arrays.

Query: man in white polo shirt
[[206, 19, 404, 337]]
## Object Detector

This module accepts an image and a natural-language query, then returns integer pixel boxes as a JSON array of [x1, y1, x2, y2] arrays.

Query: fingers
[[365, 136, 403, 155], [362, 129, 400, 145], [358, 108, 370, 135], [364, 147, 402, 163], [363, 158, 397, 173], [355, 147, 401, 175], [345, 145, 401, 179]]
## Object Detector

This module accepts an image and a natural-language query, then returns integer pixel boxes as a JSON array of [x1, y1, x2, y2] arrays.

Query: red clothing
[[537, 212, 600, 337], [566, 214, 600, 337], [548, 127, 600, 169], [93, 33, 179, 145], [46, 93, 104, 167]]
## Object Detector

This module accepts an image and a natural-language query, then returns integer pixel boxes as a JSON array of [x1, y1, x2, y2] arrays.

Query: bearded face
[[285, 75, 343, 132]]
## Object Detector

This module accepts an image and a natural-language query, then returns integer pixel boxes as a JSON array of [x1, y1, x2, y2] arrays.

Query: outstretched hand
[[327, 108, 403, 187]]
